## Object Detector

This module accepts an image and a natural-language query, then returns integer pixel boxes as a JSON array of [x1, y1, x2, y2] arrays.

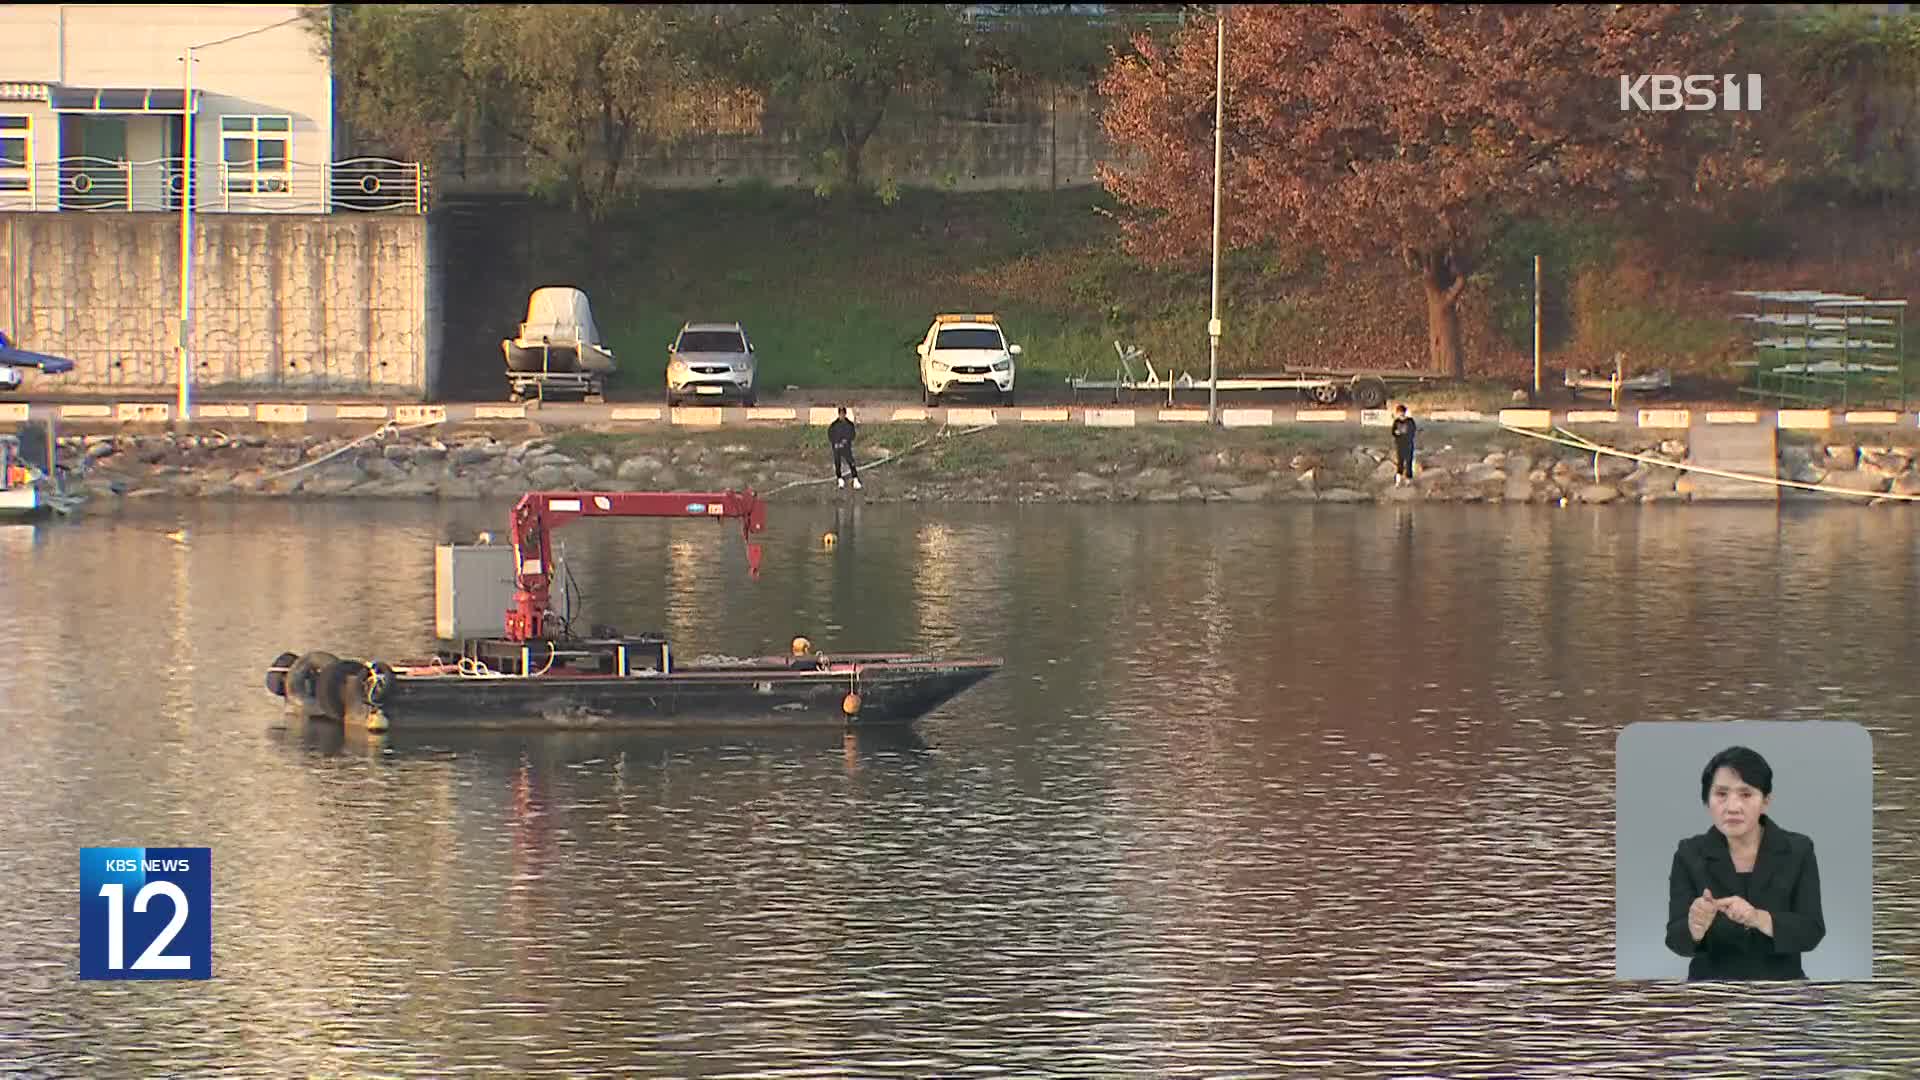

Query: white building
[[0, 3, 421, 213]]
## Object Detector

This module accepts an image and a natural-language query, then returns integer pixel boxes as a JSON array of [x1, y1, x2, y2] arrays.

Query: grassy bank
[[471, 184, 1920, 399]]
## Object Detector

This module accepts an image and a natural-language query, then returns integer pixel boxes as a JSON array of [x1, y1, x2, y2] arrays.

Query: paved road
[[3, 394, 1917, 434]]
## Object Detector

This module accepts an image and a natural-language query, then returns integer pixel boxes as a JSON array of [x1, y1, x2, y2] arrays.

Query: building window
[[219, 115, 291, 194], [0, 115, 31, 192]]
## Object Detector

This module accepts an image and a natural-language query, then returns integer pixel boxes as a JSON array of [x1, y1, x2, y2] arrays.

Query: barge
[[265, 489, 1001, 732]]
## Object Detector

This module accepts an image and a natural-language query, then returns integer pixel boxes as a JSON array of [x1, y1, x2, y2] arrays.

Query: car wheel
[[1001, 389, 1015, 407], [743, 392, 757, 408]]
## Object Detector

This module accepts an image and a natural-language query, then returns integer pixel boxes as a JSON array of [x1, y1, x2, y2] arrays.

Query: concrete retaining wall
[[0, 212, 437, 397]]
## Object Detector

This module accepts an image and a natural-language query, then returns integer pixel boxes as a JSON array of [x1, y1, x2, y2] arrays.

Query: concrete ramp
[[1681, 420, 1778, 502]]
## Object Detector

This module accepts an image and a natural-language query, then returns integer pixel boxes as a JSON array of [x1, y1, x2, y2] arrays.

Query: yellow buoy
[[822, 531, 838, 549], [366, 708, 389, 733], [792, 636, 813, 656], [842, 691, 862, 717]]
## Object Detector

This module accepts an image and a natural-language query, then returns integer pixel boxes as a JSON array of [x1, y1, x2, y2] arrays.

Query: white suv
[[917, 314, 1021, 406]]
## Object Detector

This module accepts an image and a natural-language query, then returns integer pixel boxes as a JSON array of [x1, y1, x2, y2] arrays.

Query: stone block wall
[[0, 212, 438, 398]]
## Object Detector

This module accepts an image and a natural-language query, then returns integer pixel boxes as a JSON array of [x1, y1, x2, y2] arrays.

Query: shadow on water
[[270, 716, 932, 768]]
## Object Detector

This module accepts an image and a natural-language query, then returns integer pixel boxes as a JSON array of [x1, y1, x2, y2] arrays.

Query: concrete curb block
[[1777, 410, 1830, 430], [1844, 411, 1900, 425], [1499, 408, 1552, 429], [117, 403, 171, 423], [671, 406, 724, 426]]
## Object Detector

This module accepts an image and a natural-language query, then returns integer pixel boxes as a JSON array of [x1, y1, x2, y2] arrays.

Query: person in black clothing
[[1664, 746, 1826, 980], [1390, 404, 1417, 484], [828, 406, 861, 490]]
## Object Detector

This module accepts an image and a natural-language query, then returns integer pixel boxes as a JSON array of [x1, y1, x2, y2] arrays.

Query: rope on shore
[[261, 417, 449, 482], [1499, 423, 1920, 503], [760, 422, 996, 497]]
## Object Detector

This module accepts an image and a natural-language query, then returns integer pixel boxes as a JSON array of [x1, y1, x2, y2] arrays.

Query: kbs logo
[[1619, 74, 1762, 112], [79, 847, 212, 980]]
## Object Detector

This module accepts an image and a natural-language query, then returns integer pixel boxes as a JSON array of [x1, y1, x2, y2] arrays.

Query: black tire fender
[[315, 658, 366, 722], [265, 651, 299, 697], [285, 651, 339, 713]]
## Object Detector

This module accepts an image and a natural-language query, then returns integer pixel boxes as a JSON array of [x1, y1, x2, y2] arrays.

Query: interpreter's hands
[[1716, 895, 1762, 929], [1687, 889, 1718, 941]]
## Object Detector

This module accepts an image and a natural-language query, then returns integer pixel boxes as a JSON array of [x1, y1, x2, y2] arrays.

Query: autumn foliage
[[1098, 5, 1781, 378]]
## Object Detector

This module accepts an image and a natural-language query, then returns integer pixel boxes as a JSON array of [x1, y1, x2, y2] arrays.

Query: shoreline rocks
[[13, 426, 1920, 512]]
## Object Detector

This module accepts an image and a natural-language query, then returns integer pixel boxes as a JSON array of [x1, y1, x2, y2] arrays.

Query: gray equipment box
[[435, 544, 519, 641]]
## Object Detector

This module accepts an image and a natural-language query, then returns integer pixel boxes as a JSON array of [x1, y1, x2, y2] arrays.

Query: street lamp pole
[[177, 46, 195, 420], [173, 15, 301, 423], [1207, 10, 1225, 425]]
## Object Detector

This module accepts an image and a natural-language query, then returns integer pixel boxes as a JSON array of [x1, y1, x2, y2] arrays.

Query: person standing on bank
[[1391, 404, 1417, 485], [1664, 746, 1826, 980], [828, 406, 862, 490]]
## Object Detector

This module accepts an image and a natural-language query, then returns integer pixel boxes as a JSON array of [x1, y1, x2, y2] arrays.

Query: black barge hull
[[272, 650, 1000, 732]]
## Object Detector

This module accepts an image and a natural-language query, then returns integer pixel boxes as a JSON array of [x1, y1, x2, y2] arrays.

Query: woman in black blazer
[[1665, 745, 1826, 980]]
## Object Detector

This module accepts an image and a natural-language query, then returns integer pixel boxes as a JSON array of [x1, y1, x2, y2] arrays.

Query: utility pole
[[1532, 254, 1542, 400], [177, 47, 195, 420], [1207, 10, 1225, 424]]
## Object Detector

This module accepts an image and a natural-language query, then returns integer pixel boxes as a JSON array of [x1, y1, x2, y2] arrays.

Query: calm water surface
[[1, 500, 1917, 1077]]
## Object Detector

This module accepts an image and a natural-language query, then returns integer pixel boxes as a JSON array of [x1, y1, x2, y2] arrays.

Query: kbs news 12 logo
[[79, 847, 212, 980], [1619, 74, 1762, 112]]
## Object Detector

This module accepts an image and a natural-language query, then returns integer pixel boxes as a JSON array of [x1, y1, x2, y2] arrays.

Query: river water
[[2, 500, 1917, 1077]]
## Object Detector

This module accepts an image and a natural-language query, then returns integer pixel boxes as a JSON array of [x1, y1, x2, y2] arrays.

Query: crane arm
[[505, 489, 768, 641]]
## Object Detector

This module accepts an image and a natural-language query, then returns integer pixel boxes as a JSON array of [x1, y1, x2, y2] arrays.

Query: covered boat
[[502, 287, 617, 375]]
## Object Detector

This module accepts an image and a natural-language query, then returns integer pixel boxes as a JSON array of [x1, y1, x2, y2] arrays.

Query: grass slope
[[489, 184, 1920, 400]]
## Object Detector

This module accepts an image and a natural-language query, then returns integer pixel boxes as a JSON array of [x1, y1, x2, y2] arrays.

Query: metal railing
[[0, 156, 428, 213]]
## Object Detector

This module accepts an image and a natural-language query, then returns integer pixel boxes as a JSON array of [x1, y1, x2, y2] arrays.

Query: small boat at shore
[[264, 488, 1001, 732], [501, 287, 617, 374]]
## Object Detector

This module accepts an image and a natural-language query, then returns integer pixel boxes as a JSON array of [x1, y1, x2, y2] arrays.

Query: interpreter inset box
[[1614, 721, 1872, 982]]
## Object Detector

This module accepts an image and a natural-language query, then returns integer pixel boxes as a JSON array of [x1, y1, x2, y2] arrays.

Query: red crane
[[504, 489, 767, 641]]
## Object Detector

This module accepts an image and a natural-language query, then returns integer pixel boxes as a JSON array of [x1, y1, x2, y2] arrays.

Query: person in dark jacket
[[1390, 405, 1417, 484], [1665, 746, 1825, 980], [828, 406, 861, 490]]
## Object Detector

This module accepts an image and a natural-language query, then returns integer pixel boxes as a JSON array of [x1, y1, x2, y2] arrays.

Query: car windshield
[[677, 331, 746, 353], [935, 328, 1004, 351]]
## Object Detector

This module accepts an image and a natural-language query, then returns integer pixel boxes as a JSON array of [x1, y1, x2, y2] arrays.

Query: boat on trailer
[[264, 489, 1002, 733]]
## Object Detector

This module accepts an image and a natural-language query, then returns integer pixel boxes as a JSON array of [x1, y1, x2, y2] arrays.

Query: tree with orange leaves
[[1098, 5, 1779, 378]]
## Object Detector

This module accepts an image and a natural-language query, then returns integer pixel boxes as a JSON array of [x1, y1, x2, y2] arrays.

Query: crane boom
[[505, 489, 767, 641]]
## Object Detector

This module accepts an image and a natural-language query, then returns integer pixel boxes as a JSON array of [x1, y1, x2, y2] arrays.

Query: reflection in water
[[1, 500, 1917, 1076]]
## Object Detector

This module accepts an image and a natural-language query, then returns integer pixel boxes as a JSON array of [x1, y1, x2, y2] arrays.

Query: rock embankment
[[18, 426, 1920, 508]]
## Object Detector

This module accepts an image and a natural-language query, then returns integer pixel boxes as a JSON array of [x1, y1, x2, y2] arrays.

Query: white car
[[917, 314, 1021, 406]]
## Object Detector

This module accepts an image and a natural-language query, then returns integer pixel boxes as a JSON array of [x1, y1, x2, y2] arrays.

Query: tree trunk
[[840, 136, 864, 192], [1418, 252, 1468, 379], [1049, 85, 1058, 194]]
